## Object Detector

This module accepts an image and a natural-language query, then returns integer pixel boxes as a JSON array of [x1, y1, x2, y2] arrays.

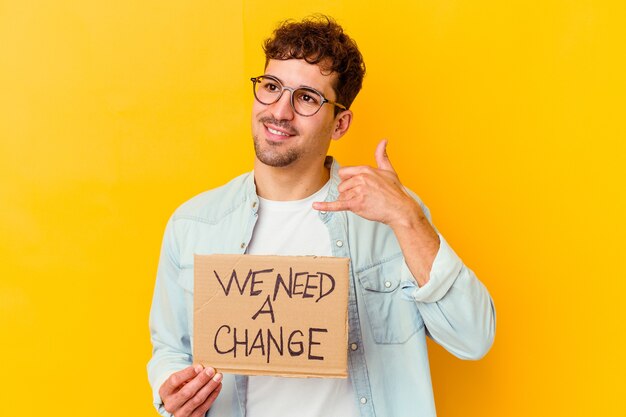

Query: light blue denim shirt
[[148, 157, 496, 417]]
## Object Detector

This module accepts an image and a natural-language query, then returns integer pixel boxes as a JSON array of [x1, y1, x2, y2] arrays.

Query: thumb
[[375, 139, 395, 172]]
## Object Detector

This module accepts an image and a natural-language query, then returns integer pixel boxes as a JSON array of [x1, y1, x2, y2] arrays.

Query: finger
[[375, 139, 396, 173], [338, 165, 374, 180], [160, 365, 203, 398], [190, 383, 223, 417], [337, 175, 366, 194], [338, 189, 355, 201], [179, 373, 223, 417], [313, 200, 352, 212], [167, 367, 216, 412]]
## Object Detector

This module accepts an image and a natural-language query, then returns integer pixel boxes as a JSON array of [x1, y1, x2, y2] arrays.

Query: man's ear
[[331, 110, 353, 140]]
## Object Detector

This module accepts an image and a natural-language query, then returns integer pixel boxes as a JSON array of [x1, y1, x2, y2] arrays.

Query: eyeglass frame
[[250, 74, 347, 117]]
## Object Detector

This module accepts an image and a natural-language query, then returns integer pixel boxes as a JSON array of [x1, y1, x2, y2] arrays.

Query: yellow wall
[[1, 1, 624, 415]]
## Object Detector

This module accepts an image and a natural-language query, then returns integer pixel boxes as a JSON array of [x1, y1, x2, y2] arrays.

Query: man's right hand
[[159, 365, 223, 417]]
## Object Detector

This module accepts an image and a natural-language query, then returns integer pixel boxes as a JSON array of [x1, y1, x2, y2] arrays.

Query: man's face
[[251, 59, 340, 169]]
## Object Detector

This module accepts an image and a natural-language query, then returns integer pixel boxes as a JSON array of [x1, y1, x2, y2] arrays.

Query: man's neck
[[254, 157, 330, 201]]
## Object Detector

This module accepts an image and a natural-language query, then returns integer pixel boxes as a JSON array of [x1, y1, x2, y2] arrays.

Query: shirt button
[[350, 343, 358, 351], [240, 242, 246, 249], [384, 281, 392, 288], [252, 201, 257, 208], [320, 211, 327, 215], [360, 397, 367, 405], [336, 240, 344, 247]]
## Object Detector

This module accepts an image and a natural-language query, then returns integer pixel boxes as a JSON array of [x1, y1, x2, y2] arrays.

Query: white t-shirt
[[246, 181, 359, 417]]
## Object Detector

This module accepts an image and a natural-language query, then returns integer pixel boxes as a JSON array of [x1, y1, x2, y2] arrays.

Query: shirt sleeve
[[147, 216, 192, 416], [399, 191, 496, 360]]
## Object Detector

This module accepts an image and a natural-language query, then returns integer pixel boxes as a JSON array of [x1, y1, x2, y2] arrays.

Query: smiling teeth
[[268, 127, 289, 136]]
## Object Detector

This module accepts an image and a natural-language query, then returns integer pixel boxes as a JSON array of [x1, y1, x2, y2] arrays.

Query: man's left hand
[[313, 139, 421, 229]]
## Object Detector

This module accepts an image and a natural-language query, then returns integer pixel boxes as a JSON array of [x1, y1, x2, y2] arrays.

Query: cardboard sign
[[193, 254, 350, 378]]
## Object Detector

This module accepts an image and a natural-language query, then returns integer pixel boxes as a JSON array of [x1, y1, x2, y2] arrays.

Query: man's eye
[[263, 82, 280, 92], [297, 91, 320, 105]]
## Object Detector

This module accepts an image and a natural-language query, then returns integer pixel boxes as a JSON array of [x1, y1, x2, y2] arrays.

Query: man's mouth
[[263, 123, 297, 140], [267, 126, 291, 136]]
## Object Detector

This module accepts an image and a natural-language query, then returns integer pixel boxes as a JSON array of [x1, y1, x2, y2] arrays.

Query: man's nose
[[269, 90, 295, 120]]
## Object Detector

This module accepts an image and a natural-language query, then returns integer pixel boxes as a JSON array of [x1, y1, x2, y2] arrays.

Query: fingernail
[[205, 367, 215, 377], [194, 364, 203, 373], [213, 372, 223, 383]]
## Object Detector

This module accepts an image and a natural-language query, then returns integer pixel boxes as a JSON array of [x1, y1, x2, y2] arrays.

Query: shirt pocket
[[357, 258, 424, 344]]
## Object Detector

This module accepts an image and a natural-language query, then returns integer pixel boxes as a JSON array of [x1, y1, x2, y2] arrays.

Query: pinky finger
[[190, 383, 222, 417]]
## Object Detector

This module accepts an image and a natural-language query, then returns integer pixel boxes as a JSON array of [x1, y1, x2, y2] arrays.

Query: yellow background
[[1, 1, 624, 415]]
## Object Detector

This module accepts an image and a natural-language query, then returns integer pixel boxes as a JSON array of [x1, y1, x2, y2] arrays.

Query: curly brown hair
[[263, 15, 366, 113]]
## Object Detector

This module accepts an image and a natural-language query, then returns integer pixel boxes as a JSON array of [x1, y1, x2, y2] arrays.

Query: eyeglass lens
[[254, 77, 323, 116]]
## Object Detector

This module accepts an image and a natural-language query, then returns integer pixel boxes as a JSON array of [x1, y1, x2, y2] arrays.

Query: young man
[[148, 16, 495, 417]]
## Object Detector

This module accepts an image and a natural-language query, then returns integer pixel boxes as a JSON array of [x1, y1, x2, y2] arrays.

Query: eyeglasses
[[250, 75, 347, 117]]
